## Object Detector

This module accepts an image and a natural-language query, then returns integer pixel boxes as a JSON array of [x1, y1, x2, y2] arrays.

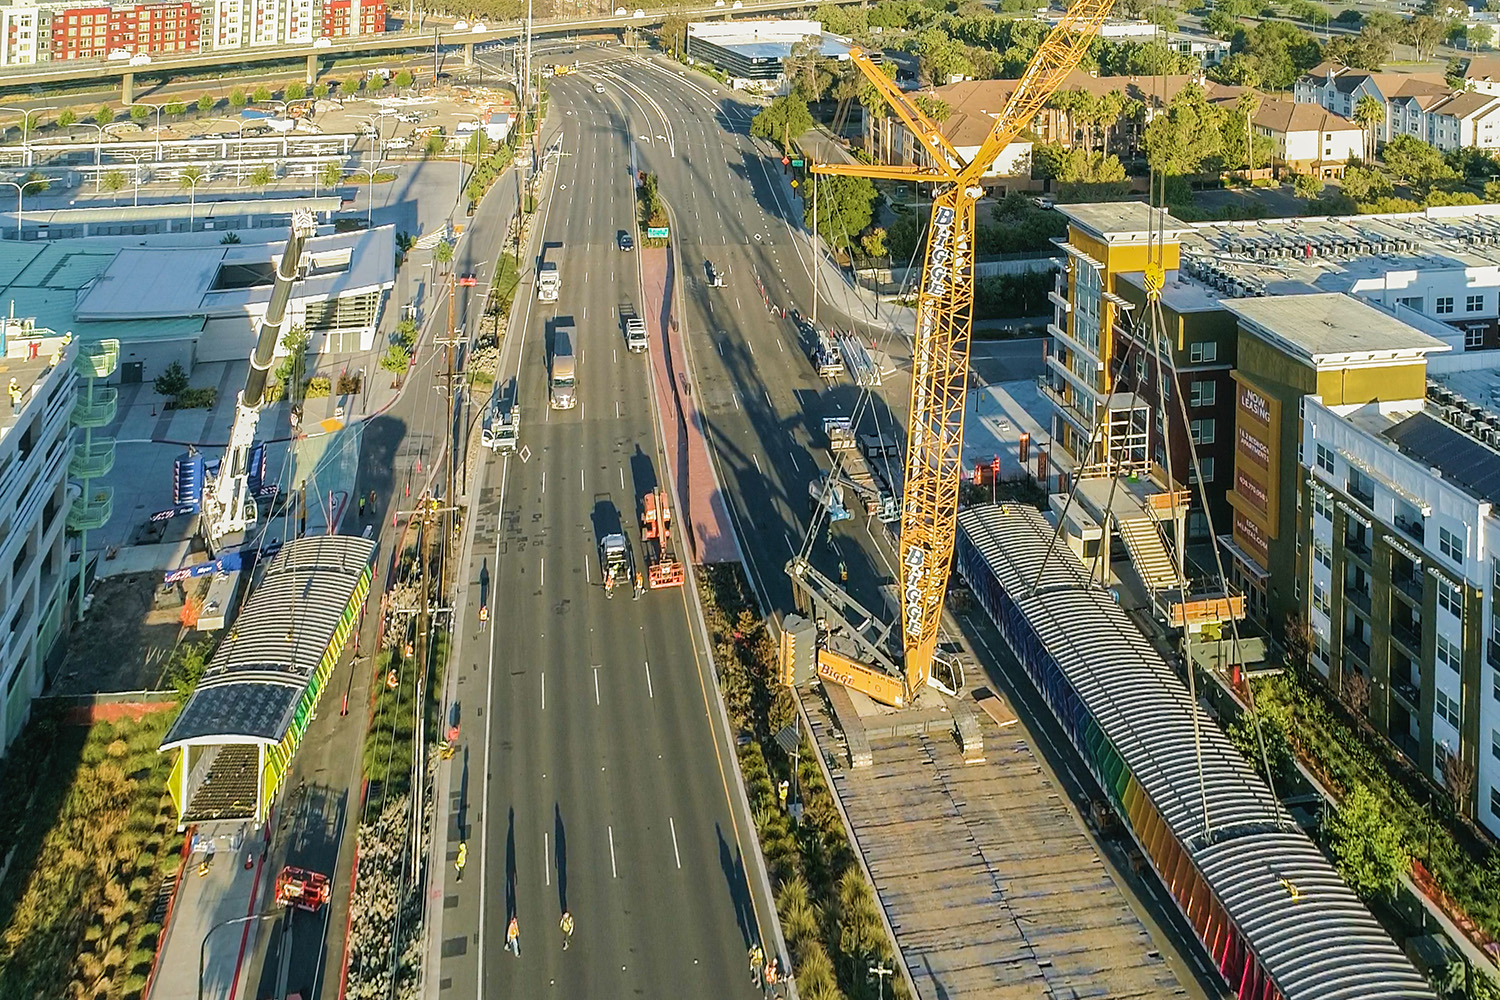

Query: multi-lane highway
[[433, 70, 779, 1000]]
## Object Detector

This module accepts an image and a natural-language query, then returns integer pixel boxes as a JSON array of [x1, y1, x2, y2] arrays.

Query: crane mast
[[803, 0, 1117, 705], [202, 208, 318, 548]]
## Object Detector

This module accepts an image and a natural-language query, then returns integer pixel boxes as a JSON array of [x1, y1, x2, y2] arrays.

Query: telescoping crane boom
[[200, 208, 318, 548], [795, 0, 1117, 707]]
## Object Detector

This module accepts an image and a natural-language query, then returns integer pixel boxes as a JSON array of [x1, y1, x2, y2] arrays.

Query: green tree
[[1339, 163, 1394, 203], [1144, 85, 1226, 177], [342, 74, 363, 96], [1293, 172, 1326, 199], [1334, 7, 1363, 24], [1382, 133, 1456, 191], [57, 108, 76, 129], [153, 360, 190, 397], [198, 93, 215, 114], [1353, 93, 1385, 160], [319, 161, 343, 189], [1469, 23, 1495, 49], [750, 95, 814, 151], [367, 74, 387, 94], [247, 164, 275, 188], [220, 232, 241, 244], [1403, 13, 1447, 59], [101, 169, 127, 193], [251, 84, 272, 103], [129, 105, 150, 124], [285, 81, 306, 101], [163, 101, 185, 118], [393, 68, 414, 88], [313, 82, 330, 100], [94, 104, 114, 127], [229, 89, 248, 110], [273, 325, 311, 396], [804, 174, 878, 248], [1327, 784, 1411, 899], [1203, 9, 1240, 36], [435, 239, 455, 267], [659, 12, 690, 57]]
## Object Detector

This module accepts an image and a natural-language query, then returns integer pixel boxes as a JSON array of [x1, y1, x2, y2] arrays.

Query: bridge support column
[[307, 53, 318, 85], [121, 71, 134, 105], [464, 41, 474, 67]]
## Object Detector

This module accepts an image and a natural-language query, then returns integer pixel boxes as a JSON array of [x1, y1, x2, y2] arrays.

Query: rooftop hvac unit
[[1478, 425, 1495, 445]]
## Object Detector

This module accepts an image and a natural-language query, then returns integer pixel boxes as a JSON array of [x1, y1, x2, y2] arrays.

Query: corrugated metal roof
[[954, 504, 1436, 1000], [162, 535, 375, 748]]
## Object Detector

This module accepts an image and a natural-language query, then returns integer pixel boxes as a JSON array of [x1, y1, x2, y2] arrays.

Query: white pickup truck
[[537, 260, 560, 302]]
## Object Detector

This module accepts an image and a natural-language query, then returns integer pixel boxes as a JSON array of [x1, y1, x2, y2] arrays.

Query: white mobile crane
[[200, 209, 318, 550]]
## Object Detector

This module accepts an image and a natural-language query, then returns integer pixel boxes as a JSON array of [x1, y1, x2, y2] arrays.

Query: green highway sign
[[647, 227, 669, 239], [791, 159, 805, 167]]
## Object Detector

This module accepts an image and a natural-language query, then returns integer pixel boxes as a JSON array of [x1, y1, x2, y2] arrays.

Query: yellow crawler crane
[[806, 0, 1117, 704]]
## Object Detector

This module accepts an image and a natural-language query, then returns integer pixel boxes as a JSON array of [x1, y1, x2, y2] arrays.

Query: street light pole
[[199, 911, 280, 1000], [2, 178, 48, 241]]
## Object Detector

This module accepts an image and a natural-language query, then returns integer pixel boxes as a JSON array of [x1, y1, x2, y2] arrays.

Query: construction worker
[[634, 571, 644, 600], [479, 604, 489, 629], [839, 561, 848, 583], [559, 910, 574, 950], [749, 944, 764, 988], [506, 915, 521, 957], [358, 494, 367, 517], [455, 841, 467, 879], [764, 956, 779, 996], [604, 569, 614, 596]]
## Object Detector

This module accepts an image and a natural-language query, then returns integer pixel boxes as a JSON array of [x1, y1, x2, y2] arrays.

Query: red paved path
[[640, 246, 740, 565]]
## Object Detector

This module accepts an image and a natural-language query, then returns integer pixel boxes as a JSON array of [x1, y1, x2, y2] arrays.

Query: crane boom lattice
[[803, 4, 1116, 704]]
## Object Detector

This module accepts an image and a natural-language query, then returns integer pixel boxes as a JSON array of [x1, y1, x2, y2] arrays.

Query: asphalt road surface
[[437, 70, 778, 1000]]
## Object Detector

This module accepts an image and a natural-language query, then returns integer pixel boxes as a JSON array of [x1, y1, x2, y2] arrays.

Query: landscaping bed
[[697, 564, 909, 1000]]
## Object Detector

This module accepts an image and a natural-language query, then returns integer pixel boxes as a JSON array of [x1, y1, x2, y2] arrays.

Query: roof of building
[[1226, 292, 1450, 364], [1383, 411, 1500, 506], [1430, 90, 1500, 121], [1252, 97, 1360, 134], [1465, 53, 1500, 84], [0, 322, 70, 438], [1055, 200, 1190, 242], [2, 196, 344, 228], [931, 71, 1204, 131], [1302, 62, 1449, 100], [687, 19, 851, 60], [956, 505, 1436, 1000], [161, 535, 375, 750], [74, 225, 395, 321]]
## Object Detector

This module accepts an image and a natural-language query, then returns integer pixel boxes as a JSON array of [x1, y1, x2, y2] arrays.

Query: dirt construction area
[[50, 572, 187, 695]]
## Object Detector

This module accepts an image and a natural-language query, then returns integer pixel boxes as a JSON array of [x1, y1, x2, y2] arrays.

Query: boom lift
[[787, 0, 1117, 707], [641, 489, 685, 588], [274, 866, 331, 911], [200, 209, 318, 550]]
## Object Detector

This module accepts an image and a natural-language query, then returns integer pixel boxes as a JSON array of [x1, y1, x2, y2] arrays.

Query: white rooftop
[[1225, 292, 1451, 365]]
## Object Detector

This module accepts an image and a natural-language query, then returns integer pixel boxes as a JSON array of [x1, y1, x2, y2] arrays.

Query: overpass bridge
[[0, 0, 837, 103]]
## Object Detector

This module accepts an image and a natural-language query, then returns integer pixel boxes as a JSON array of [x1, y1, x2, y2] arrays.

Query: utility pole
[[811, 173, 819, 327], [870, 963, 893, 1000]]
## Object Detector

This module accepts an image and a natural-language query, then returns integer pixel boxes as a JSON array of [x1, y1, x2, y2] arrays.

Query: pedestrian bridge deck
[[809, 698, 1184, 1000]]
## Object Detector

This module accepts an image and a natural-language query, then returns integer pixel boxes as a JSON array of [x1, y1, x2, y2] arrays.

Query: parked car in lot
[[386, 136, 413, 150], [314, 36, 333, 48]]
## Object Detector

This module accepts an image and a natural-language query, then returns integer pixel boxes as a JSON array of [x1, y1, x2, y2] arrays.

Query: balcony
[[1036, 376, 1094, 434], [1392, 670, 1421, 710], [67, 484, 112, 532], [1392, 619, 1423, 655], [71, 386, 117, 429], [1394, 515, 1425, 545], [1346, 585, 1372, 615], [1488, 638, 1500, 672], [1349, 481, 1375, 510], [1392, 570, 1424, 604], [72, 339, 118, 380], [68, 438, 115, 480], [1344, 632, 1372, 666], [1344, 533, 1372, 565]]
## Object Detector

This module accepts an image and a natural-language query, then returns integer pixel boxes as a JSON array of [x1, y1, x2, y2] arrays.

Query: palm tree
[[178, 165, 205, 228], [1094, 89, 1129, 157], [1354, 94, 1385, 161]]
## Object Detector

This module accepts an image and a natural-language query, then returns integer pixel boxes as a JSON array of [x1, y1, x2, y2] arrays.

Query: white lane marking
[[545, 832, 551, 885], [581, 467, 585, 492], [669, 817, 681, 870], [748, 340, 754, 356], [753, 454, 761, 475], [644, 659, 654, 698], [586, 553, 591, 584], [616, 400, 621, 419], [778, 340, 783, 352], [789, 451, 800, 471], [542, 471, 546, 494], [717, 341, 723, 356], [732, 393, 739, 411], [583, 306, 588, 320], [541, 670, 547, 710], [613, 348, 618, 363], [540, 557, 545, 589], [594, 666, 601, 706], [765, 390, 772, 407], [620, 466, 625, 489], [608, 825, 618, 878]]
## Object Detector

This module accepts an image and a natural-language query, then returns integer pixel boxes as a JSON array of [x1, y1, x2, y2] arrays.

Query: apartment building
[[0, 0, 380, 63], [1299, 370, 1500, 833], [1250, 98, 1363, 177], [1295, 61, 1500, 152], [0, 320, 78, 754]]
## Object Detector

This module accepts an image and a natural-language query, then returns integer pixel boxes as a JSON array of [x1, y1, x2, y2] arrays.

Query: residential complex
[[0, 0, 384, 64], [0, 319, 86, 752], [1042, 200, 1500, 835], [1295, 61, 1500, 153]]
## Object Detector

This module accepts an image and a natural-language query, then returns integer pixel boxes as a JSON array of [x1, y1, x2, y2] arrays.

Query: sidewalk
[[147, 826, 266, 1000]]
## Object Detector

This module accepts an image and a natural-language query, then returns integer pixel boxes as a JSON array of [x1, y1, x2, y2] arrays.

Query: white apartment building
[[1426, 90, 1500, 152], [0, 5, 48, 66], [212, 0, 311, 48], [1302, 382, 1500, 839], [1295, 61, 1500, 152], [0, 320, 78, 753], [1251, 98, 1364, 176]]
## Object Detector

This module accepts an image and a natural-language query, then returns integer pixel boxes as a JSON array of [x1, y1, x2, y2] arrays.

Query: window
[[1191, 418, 1216, 445], [1493, 730, 1500, 763], [1190, 380, 1216, 407], [1440, 526, 1465, 563], [1467, 327, 1486, 350], [1313, 582, 1330, 616], [1397, 295, 1424, 311], [1437, 688, 1462, 727], [1439, 583, 1464, 619], [1438, 634, 1462, 673], [1468, 293, 1485, 313], [1437, 296, 1455, 315], [1313, 489, 1332, 522], [1492, 787, 1500, 820], [1315, 539, 1332, 570], [1189, 457, 1216, 483], [1189, 341, 1218, 364], [1315, 444, 1335, 474]]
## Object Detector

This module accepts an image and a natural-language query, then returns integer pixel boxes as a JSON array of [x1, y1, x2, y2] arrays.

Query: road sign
[[791, 159, 804, 167], [646, 226, 669, 239], [781, 156, 789, 165], [790, 179, 799, 189]]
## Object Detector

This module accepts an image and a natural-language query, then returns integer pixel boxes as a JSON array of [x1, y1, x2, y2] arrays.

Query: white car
[[471, 21, 487, 31], [453, 19, 469, 29], [106, 48, 132, 61], [386, 136, 413, 149], [633, 7, 645, 15], [314, 36, 332, 48], [594, 83, 605, 93], [129, 53, 152, 65], [614, 5, 626, 11], [731, 1, 742, 7]]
